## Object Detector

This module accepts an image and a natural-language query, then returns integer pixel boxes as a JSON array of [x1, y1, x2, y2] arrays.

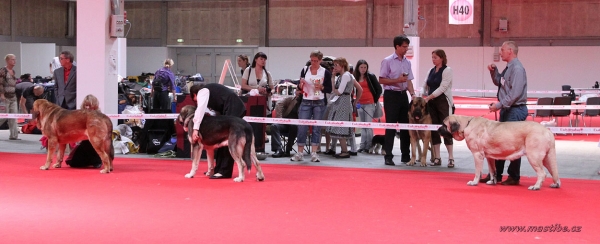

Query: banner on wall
[[449, 0, 474, 25]]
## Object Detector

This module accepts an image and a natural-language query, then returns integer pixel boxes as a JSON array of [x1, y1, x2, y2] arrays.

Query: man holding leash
[[190, 83, 246, 179], [379, 35, 416, 166], [481, 41, 528, 186]]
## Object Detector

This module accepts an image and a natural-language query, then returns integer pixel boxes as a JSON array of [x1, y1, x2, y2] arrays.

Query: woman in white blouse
[[290, 50, 332, 162], [241, 52, 273, 95]]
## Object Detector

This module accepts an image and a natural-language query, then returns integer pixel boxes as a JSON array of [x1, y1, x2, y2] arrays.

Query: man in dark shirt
[[20, 85, 45, 114], [16, 73, 35, 112]]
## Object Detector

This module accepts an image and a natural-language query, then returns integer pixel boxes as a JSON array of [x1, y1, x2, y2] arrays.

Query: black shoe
[[501, 177, 520, 185], [384, 159, 395, 166], [324, 149, 336, 155], [282, 152, 291, 157], [209, 173, 231, 179], [479, 175, 491, 183], [334, 152, 351, 159], [349, 151, 358, 156], [272, 151, 285, 158]]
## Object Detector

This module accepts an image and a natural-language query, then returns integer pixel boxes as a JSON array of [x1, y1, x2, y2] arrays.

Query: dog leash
[[359, 106, 381, 122]]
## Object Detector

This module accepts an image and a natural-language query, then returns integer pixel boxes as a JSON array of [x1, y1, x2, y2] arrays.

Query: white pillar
[[77, 0, 119, 116], [117, 38, 127, 81], [408, 36, 420, 93]]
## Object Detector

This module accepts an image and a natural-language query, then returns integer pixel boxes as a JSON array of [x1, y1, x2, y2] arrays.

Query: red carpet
[[1, 152, 597, 243], [373, 96, 600, 142]]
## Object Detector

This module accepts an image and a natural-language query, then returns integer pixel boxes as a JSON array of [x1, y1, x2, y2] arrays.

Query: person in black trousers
[[379, 35, 416, 166], [190, 83, 246, 179]]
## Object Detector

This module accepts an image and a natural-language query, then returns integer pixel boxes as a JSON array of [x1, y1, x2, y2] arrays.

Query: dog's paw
[[185, 173, 194, 178], [256, 173, 265, 181], [40, 165, 49, 170], [100, 169, 110, 174], [467, 181, 478, 186], [528, 185, 541, 190], [486, 180, 496, 185], [53, 163, 61, 168], [550, 182, 560, 188], [233, 177, 244, 182], [407, 159, 416, 166], [419, 161, 427, 167]]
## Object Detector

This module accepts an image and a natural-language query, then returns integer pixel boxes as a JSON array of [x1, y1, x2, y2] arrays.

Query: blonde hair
[[5, 54, 15, 61], [81, 94, 100, 111], [164, 58, 174, 68]]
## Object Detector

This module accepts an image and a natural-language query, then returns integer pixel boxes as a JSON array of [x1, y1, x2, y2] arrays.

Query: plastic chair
[[552, 96, 573, 128], [532, 97, 553, 122]]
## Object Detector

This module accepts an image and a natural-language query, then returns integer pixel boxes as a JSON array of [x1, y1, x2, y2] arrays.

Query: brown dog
[[32, 99, 114, 173], [407, 97, 433, 167], [438, 115, 560, 190]]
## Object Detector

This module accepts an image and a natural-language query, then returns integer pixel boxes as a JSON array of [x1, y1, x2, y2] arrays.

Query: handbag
[[373, 102, 383, 119]]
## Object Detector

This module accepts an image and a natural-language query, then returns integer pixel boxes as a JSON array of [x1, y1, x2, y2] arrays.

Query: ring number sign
[[449, 0, 474, 25]]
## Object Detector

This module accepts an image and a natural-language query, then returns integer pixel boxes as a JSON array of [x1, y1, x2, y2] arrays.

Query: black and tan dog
[[177, 105, 264, 182], [407, 97, 433, 167], [438, 115, 560, 190], [32, 99, 114, 173]]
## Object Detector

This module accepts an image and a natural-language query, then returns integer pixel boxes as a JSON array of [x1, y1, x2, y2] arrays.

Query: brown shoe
[[501, 177, 520, 185]]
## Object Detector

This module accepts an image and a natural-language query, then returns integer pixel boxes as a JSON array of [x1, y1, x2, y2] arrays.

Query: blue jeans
[[297, 99, 325, 146], [357, 103, 376, 150], [495, 105, 528, 181]]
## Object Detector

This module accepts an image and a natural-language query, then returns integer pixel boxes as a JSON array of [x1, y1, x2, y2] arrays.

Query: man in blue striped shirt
[[379, 35, 416, 166]]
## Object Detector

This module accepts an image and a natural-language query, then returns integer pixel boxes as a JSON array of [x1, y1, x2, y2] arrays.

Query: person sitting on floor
[[65, 94, 102, 168], [271, 90, 302, 158]]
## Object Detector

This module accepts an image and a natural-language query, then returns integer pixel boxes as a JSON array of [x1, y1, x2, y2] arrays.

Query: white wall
[[21, 43, 55, 77], [261, 46, 600, 98], [127, 46, 168, 76], [49, 44, 600, 99]]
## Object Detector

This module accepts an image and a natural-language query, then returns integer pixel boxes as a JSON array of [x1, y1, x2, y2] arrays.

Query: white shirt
[[192, 88, 210, 130], [303, 66, 326, 101], [243, 67, 271, 89]]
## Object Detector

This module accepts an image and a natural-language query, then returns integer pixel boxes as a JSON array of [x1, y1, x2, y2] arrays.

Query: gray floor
[[2, 129, 600, 181]]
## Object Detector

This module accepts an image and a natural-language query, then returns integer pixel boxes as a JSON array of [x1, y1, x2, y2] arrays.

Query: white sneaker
[[310, 152, 320, 162], [291, 153, 304, 161]]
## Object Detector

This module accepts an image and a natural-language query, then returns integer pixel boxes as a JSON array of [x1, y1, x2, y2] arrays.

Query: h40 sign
[[449, 0, 474, 25]]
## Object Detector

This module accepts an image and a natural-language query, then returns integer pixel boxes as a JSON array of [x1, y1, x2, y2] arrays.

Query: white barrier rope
[[4, 113, 600, 134]]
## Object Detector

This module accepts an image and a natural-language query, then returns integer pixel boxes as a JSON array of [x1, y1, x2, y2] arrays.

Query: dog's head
[[177, 105, 197, 131], [409, 97, 429, 121], [31, 99, 58, 122], [439, 115, 466, 141]]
